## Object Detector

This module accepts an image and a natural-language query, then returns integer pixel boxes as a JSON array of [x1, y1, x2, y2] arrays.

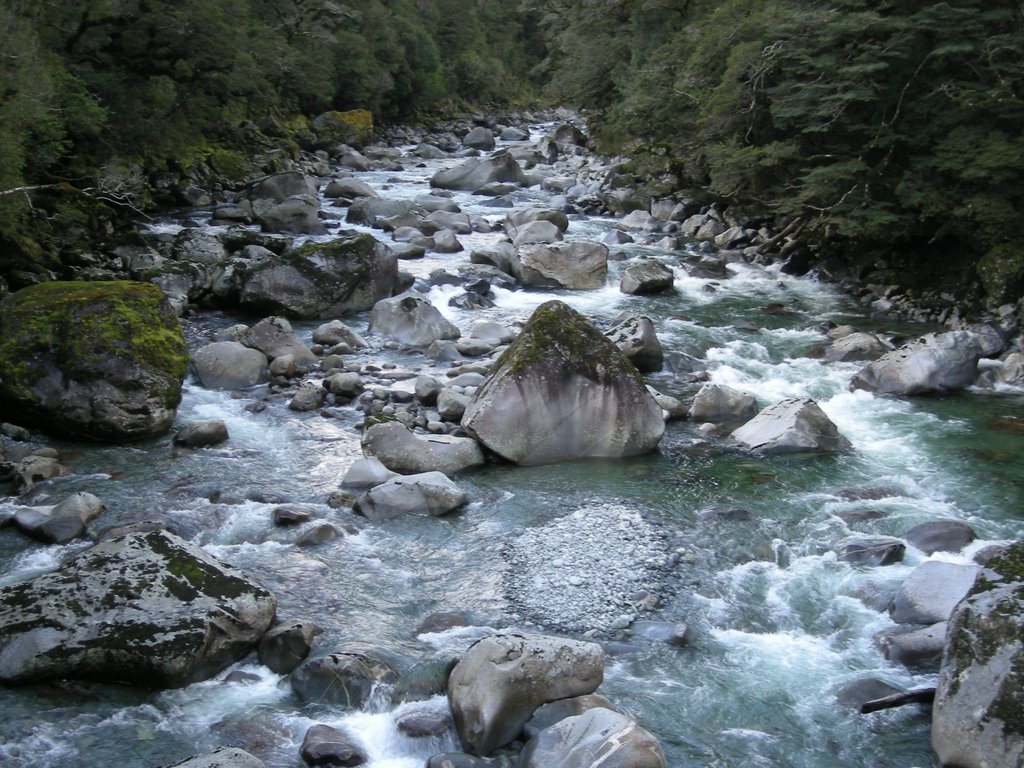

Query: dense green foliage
[[541, 0, 1024, 304], [0, 0, 546, 285]]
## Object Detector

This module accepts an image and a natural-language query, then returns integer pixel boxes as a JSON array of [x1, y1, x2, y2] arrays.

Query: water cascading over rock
[[460, 300, 665, 465]]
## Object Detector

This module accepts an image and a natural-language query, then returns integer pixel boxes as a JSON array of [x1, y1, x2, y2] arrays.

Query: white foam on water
[[0, 544, 67, 586]]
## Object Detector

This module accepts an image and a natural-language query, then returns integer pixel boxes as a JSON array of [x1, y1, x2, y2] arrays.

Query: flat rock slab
[[731, 397, 850, 455], [890, 560, 980, 624], [0, 530, 275, 687]]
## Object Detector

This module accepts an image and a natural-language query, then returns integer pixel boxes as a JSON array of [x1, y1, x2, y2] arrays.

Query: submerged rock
[[291, 645, 401, 708], [0, 281, 188, 441], [0, 530, 275, 687], [730, 398, 850, 455], [461, 301, 664, 465], [447, 632, 604, 756], [850, 331, 983, 395], [933, 540, 1024, 768]]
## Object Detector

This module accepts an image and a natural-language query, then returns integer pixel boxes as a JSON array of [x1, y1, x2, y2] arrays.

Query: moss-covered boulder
[[0, 530, 276, 688], [461, 301, 664, 465], [976, 243, 1024, 307], [0, 281, 188, 441], [932, 540, 1024, 768], [311, 109, 374, 147], [238, 233, 397, 318]]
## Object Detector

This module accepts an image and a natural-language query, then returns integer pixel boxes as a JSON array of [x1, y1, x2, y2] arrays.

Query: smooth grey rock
[[173, 229, 227, 265], [312, 320, 367, 349], [431, 151, 527, 191], [470, 243, 515, 274], [361, 421, 484, 476], [877, 621, 948, 670], [521, 708, 666, 768], [300, 723, 367, 767], [731, 398, 850, 454], [620, 260, 675, 295], [511, 220, 563, 247], [258, 620, 321, 674], [173, 420, 229, 448], [192, 342, 269, 390], [168, 747, 266, 768], [903, 520, 977, 555], [13, 491, 105, 544], [0, 530, 275, 687], [824, 332, 889, 363], [238, 234, 397, 319], [254, 195, 324, 235], [890, 560, 981, 624], [323, 177, 378, 201], [324, 372, 365, 399], [291, 645, 400, 707], [463, 127, 495, 151], [353, 471, 467, 520], [851, 331, 983, 395], [523, 694, 618, 739], [369, 295, 461, 347], [395, 702, 454, 737], [996, 351, 1024, 386], [437, 389, 470, 422], [690, 384, 758, 427], [346, 197, 418, 226], [240, 317, 317, 369], [9, 454, 68, 493], [511, 241, 608, 290], [447, 632, 604, 756], [247, 171, 318, 202], [605, 316, 663, 373], [933, 541, 1024, 768], [505, 207, 569, 234], [341, 458, 399, 492], [461, 301, 664, 465]]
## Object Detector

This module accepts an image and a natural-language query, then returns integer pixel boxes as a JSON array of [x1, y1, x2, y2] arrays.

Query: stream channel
[[1, 121, 1023, 768]]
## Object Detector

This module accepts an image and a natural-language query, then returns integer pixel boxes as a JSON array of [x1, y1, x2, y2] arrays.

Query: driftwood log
[[860, 687, 936, 714]]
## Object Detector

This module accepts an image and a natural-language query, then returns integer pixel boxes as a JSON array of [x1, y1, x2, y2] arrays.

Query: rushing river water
[[1, 123, 1022, 768]]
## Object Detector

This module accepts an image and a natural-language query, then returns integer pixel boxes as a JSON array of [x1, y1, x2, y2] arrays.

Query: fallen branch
[[860, 687, 936, 714]]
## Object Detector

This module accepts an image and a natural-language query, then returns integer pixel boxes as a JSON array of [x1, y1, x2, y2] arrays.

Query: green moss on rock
[[0, 280, 188, 440], [976, 243, 1024, 305]]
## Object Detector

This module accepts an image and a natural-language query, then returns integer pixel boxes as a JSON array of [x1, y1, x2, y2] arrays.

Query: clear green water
[[0, 133, 1021, 768]]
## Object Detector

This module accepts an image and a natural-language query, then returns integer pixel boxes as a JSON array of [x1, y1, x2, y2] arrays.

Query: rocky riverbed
[[0, 111, 1022, 768]]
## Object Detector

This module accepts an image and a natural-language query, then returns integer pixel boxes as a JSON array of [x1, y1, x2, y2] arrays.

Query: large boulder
[[511, 241, 609, 290], [368, 295, 460, 347], [247, 171, 318, 202], [253, 195, 325, 235], [850, 331, 984, 395], [361, 421, 485, 476], [447, 632, 604, 756], [824, 332, 890, 363], [461, 301, 665, 465], [730, 397, 850, 455], [0, 530, 275, 687], [932, 541, 1024, 768], [192, 341, 269, 390], [889, 560, 981, 625], [430, 151, 527, 191], [353, 471, 467, 521], [521, 709, 666, 768], [0, 281, 188, 441], [238, 234, 397, 319]]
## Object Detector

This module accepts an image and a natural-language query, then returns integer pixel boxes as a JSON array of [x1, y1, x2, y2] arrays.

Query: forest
[[2, 0, 1023, 308]]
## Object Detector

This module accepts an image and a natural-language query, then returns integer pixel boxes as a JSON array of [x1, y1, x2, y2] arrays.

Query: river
[[1, 121, 1022, 768]]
